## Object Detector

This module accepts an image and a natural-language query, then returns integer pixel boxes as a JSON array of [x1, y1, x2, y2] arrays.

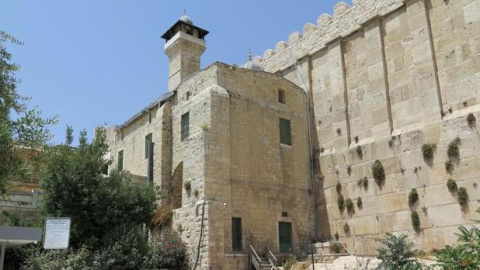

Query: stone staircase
[[250, 245, 277, 270]]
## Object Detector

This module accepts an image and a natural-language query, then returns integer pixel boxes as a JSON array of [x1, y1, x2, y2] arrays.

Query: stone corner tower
[[161, 14, 209, 91]]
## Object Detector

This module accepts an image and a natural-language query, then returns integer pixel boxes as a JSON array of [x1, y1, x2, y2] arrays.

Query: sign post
[[44, 218, 71, 269]]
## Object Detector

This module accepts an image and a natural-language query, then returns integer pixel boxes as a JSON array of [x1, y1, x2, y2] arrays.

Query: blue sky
[[1, 0, 352, 144]]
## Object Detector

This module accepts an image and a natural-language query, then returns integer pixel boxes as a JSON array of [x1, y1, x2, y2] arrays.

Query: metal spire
[[248, 48, 252, 61]]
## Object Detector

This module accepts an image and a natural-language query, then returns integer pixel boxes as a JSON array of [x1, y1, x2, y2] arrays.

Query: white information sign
[[43, 218, 71, 249]]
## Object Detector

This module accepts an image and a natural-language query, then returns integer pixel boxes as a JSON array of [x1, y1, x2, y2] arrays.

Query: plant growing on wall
[[458, 187, 469, 209], [347, 165, 352, 176], [336, 182, 342, 194], [467, 113, 476, 128], [193, 189, 199, 197], [372, 160, 386, 186], [357, 197, 363, 209], [445, 160, 454, 174], [447, 137, 461, 160], [408, 189, 419, 209], [421, 144, 436, 161], [337, 194, 345, 213], [411, 210, 421, 233], [354, 136, 359, 144], [346, 198, 354, 214], [184, 181, 191, 192], [362, 177, 368, 190], [447, 178, 458, 193], [334, 232, 339, 241], [356, 146, 363, 159], [343, 223, 350, 234]]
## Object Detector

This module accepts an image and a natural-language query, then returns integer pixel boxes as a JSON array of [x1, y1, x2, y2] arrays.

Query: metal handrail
[[266, 247, 278, 267], [250, 245, 262, 270]]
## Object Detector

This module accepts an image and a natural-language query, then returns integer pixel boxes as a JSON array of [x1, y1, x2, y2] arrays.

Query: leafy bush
[[408, 189, 419, 208], [447, 137, 461, 159], [193, 188, 199, 197], [421, 144, 436, 161], [447, 179, 458, 193], [467, 113, 476, 128], [411, 210, 421, 233], [343, 223, 350, 234], [336, 182, 342, 194], [357, 197, 363, 209], [184, 181, 191, 191], [346, 198, 354, 214], [152, 205, 173, 228], [282, 255, 297, 270], [356, 146, 363, 159], [445, 160, 454, 174], [377, 233, 422, 270], [337, 194, 345, 213], [458, 187, 469, 208], [372, 160, 386, 186], [436, 208, 480, 269], [24, 227, 189, 270]]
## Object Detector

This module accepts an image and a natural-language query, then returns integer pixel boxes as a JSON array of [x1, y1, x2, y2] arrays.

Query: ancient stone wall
[[257, 0, 480, 252]]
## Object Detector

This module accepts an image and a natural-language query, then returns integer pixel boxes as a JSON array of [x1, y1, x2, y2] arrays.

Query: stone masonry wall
[[257, 0, 480, 252], [203, 65, 314, 269]]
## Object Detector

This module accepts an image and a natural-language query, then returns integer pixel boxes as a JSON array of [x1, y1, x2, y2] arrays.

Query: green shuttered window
[[279, 118, 292, 145], [232, 217, 242, 252], [145, 133, 152, 159], [117, 150, 124, 171], [181, 112, 190, 141]]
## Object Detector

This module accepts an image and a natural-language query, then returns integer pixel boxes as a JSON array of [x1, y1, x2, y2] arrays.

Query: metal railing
[[266, 247, 278, 268], [250, 245, 262, 270]]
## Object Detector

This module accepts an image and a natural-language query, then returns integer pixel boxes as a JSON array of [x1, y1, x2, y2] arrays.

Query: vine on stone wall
[[411, 210, 421, 233], [421, 144, 436, 161], [337, 194, 345, 213], [447, 179, 458, 193], [408, 189, 419, 209], [346, 198, 354, 214]]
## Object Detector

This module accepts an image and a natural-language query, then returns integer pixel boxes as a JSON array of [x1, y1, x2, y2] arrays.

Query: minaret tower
[[161, 12, 209, 91]]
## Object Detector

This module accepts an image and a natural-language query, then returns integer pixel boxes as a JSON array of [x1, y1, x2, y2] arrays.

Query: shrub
[[337, 194, 345, 213], [436, 207, 480, 269], [346, 198, 354, 214], [336, 182, 342, 194], [282, 255, 297, 270], [347, 165, 352, 176], [356, 146, 363, 159], [411, 210, 421, 232], [362, 177, 368, 190], [193, 189, 199, 197], [421, 144, 436, 161], [337, 128, 342, 135], [445, 160, 454, 174], [377, 233, 421, 270], [447, 137, 460, 159], [447, 178, 458, 193], [184, 181, 191, 191], [357, 197, 363, 209], [145, 228, 189, 270], [152, 205, 173, 228], [334, 232, 339, 241], [330, 242, 341, 254], [408, 189, 419, 209], [372, 160, 386, 186], [343, 223, 350, 234], [458, 187, 469, 208], [467, 113, 476, 128], [354, 136, 359, 143]]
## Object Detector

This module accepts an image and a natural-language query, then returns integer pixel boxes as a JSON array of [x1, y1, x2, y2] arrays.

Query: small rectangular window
[[118, 150, 124, 171], [280, 118, 292, 145], [181, 112, 190, 141], [145, 133, 152, 159], [232, 217, 242, 252], [278, 89, 286, 104]]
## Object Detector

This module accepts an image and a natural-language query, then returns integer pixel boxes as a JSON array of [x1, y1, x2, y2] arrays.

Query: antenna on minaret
[[248, 48, 252, 61], [184, 9, 187, 15]]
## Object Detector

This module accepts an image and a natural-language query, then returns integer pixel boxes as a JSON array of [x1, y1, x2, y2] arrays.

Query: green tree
[[40, 127, 157, 248], [0, 31, 56, 193]]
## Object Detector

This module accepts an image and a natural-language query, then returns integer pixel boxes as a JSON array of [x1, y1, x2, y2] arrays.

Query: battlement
[[254, 0, 406, 72]]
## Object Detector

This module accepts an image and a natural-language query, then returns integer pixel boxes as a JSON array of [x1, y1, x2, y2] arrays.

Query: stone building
[[106, 14, 315, 269], [105, 0, 480, 268]]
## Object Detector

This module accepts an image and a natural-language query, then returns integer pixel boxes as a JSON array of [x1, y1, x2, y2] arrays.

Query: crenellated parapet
[[257, 0, 406, 72]]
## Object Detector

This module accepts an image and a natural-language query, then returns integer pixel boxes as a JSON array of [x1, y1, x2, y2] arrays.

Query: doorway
[[278, 222, 292, 253]]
